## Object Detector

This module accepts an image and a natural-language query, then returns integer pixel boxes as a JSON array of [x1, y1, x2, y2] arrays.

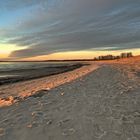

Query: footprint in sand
[[62, 128, 75, 136]]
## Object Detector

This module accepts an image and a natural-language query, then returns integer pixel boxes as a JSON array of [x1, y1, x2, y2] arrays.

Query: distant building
[[121, 53, 127, 58], [127, 52, 133, 58], [94, 52, 133, 61], [121, 52, 133, 58]]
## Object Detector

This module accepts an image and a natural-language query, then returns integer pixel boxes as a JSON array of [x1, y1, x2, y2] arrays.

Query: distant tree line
[[93, 52, 133, 61]]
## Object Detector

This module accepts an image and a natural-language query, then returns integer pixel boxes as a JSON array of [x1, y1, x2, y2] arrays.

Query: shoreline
[[0, 63, 84, 86], [0, 62, 100, 107]]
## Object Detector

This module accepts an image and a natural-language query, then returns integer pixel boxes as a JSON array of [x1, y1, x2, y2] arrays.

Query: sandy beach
[[1, 0, 140, 139], [0, 57, 140, 140]]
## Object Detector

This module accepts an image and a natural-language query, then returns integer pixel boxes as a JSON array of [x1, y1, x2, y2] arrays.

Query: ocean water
[[0, 62, 71, 72], [0, 62, 81, 85]]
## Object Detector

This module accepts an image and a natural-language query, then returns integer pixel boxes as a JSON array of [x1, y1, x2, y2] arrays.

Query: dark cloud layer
[[1, 0, 140, 58]]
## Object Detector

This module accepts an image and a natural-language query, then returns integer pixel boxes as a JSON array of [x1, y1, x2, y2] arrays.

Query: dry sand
[[0, 57, 140, 140]]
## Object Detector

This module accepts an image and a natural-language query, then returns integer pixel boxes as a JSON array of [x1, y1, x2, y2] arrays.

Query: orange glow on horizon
[[0, 44, 27, 60], [21, 48, 140, 61], [0, 44, 140, 61], [0, 54, 8, 59]]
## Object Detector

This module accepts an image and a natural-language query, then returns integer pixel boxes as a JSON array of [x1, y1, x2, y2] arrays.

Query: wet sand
[[0, 57, 140, 140], [0, 62, 99, 107]]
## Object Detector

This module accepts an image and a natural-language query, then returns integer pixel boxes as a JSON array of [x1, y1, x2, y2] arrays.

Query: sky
[[0, 0, 140, 60]]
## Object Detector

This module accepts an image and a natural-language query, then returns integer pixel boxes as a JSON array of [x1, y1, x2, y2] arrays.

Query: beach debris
[[46, 87, 51, 91], [14, 96, 22, 102], [120, 91, 124, 94], [31, 111, 36, 116], [46, 120, 52, 125], [0, 128, 5, 136], [27, 124, 32, 128], [120, 85, 133, 94], [58, 119, 70, 126], [31, 89, 48, 98], [60, 92, 64, 96], [128, 86, 133, 89], [38, 102, 44, 107], [31, 111, 43, 119]]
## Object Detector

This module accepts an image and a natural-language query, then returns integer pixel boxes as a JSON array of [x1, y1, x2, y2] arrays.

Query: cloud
[[1, 0, 140, 58], [0, 0, 47, 11]]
